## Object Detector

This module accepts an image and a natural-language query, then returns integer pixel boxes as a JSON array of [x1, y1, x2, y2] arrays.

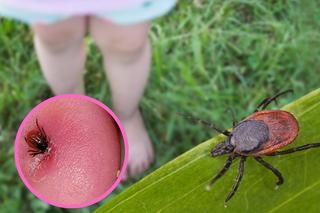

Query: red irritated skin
[[18, 98, 121, 206]]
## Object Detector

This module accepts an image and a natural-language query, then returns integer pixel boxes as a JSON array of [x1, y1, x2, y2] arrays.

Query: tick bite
[[184, 89, 320, 205], [25, 119, 50, 157]]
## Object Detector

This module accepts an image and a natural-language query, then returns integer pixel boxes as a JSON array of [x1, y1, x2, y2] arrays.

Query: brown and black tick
[[25, 119, 49, 157], [183, 90, 320, 205]]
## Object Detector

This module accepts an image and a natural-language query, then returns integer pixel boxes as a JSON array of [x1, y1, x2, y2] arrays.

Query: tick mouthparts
[[211, 150, 222, 157], [211, 144, 234, 157]]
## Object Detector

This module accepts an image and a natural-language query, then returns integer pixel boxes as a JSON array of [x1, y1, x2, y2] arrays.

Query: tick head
[[37, 140, 48, 152], [211, 139, 234, 157]]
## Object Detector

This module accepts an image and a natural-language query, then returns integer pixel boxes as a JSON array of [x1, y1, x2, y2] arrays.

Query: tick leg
[[36, 119, 45, 137], [208, 154, 237, 188], [269, 143, 320, 156], [224, 156, 246, 205], [36, 118, 49, 142], [254, 157, 284, 185], [41, 127, 48, 141], [28, 150, 39, 154], [30, 152, 41, 157], [178, 113, 230, 136], [36, 118, 41, 132], [226, 108, 237, 127], [255, 89, 293, 112], [28, 149, 42, 157]]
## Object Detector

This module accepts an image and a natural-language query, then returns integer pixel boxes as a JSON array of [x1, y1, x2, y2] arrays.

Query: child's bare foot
[[122, 110, 154, 177]]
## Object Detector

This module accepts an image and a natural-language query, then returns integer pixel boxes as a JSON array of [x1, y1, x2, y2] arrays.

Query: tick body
[[25, 119, 49, 157], [184, 90, 320, 205], [232, 110, 299, 156]]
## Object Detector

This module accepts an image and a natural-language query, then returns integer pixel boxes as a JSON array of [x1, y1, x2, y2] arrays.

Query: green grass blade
[[95, 89, 320, 213]]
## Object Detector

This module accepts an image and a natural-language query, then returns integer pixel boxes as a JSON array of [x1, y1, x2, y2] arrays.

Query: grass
[[0, 0, 319, 212]]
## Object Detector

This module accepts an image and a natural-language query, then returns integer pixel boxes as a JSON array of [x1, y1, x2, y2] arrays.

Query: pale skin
[[31, 16, 154, 177]]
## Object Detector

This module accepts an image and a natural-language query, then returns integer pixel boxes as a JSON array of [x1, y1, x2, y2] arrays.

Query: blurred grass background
[[0, 0, 319, 212]]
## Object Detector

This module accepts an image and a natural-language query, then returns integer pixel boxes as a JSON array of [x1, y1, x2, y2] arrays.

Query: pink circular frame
[[14, 94, 128, 208]]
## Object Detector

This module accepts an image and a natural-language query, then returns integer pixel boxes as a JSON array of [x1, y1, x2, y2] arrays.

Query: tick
[[25, 119, 49, 157], [184, 90, 320, 205]]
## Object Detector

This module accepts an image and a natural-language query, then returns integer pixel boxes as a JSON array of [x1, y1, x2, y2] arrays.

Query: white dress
[[0, 0, 177, 25]]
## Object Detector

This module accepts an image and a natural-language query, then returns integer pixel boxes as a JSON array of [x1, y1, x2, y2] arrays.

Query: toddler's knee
[[32, 17, 86, 52], [95, 32, 148, 56], [90, 20, 149, 57]]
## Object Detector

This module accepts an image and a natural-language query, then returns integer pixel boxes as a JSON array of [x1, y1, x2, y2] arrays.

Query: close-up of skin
[[16, 96, 122, 206]]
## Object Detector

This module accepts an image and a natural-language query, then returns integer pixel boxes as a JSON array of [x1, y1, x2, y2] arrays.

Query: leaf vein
[[266, 179, 320, 213], [105, 153, 208, 212]]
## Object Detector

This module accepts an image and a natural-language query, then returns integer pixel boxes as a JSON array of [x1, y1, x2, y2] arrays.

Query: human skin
[[17, 97, 121, 205], [31, 16, 154, 176]]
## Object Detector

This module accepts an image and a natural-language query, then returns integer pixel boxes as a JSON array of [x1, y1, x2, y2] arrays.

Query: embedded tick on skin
[[25, 119, 50, 157], [183, 89, 320, 205]]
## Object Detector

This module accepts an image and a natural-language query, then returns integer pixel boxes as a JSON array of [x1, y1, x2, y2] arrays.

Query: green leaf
[[95, 89, 320, 213]]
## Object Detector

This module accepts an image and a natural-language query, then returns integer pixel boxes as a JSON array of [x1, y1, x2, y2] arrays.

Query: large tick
[[25, 119, 49, 157], [185, 90, 320, 205]]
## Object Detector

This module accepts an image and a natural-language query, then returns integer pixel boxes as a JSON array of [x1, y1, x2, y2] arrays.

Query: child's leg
[[32, 16, 87, 94], [89, 17, 154, 176]]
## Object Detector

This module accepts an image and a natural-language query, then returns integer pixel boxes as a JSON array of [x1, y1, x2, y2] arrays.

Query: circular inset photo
[[14, 94, 128, 208]]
